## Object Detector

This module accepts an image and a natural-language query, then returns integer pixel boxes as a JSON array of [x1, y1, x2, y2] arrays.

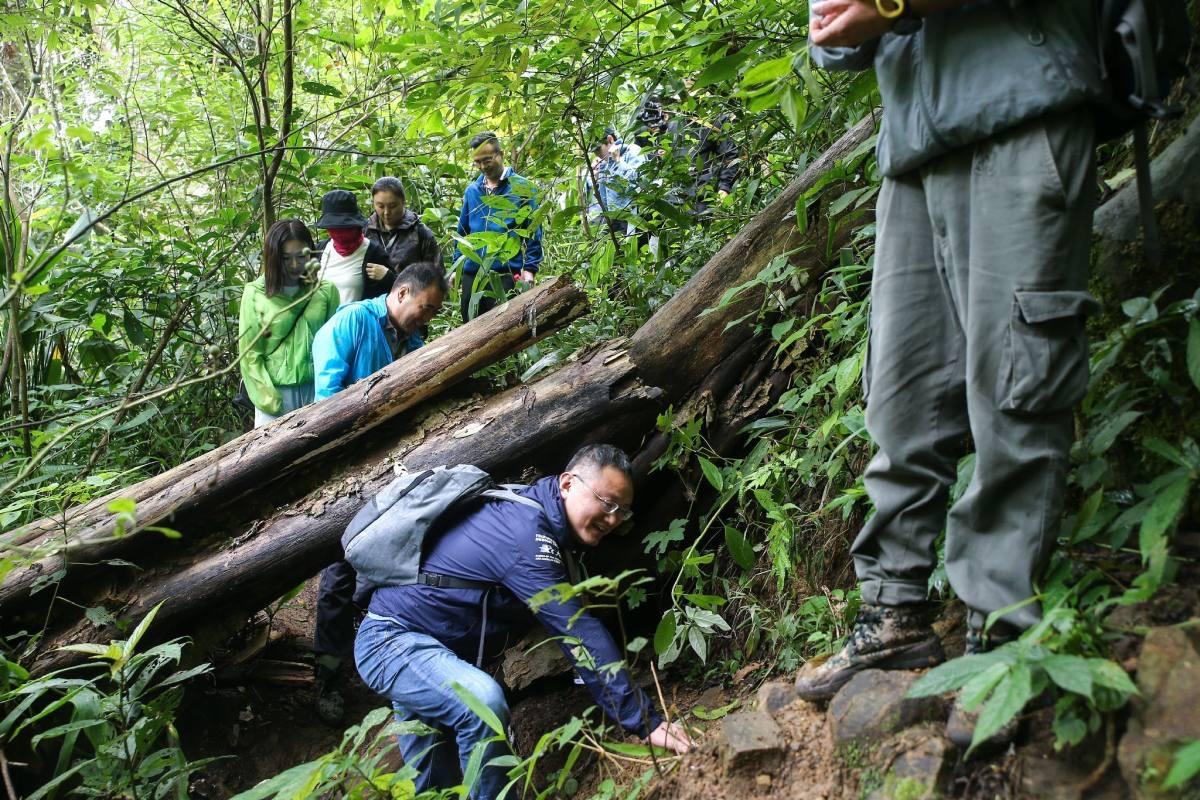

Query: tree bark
[[1, 277, 587, 610]]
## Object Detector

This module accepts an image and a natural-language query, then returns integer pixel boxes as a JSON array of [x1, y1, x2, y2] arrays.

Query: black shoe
[[794, 603, 945, 702], [315, 659, 346, 726]]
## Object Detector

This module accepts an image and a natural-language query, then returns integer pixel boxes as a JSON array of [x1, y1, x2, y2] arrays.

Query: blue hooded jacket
[[452, 167, 544, 276], [368, 475, 663, 738]]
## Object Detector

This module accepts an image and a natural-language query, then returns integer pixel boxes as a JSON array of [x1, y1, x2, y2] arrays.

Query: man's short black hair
[[566, 444, 633, 480], [371, 176, 406, 200], [469, 131, 501, 151], [393, 261, 449, 296]]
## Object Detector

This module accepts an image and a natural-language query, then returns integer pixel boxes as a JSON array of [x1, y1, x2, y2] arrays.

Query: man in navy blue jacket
[[452, 130, 543, 322], [354, 444, 691, 800]]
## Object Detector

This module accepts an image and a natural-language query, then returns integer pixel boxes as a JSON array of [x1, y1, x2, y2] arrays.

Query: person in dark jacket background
[[314, 189, 395, 305], [355, 444, 691, 800], [365, 177, 442, 274]]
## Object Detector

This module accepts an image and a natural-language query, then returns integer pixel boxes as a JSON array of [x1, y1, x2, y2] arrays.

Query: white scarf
[[319, 241, 367, 305]]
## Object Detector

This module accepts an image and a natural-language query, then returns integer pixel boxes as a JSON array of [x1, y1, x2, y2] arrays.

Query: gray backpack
[[342, 464, 541, 589]]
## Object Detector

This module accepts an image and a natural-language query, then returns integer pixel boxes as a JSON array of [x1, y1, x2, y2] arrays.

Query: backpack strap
[[416, 485, 547, 666], [481, 487, 544, 511]]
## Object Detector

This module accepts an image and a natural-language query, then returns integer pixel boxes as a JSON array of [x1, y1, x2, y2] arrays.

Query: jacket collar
[[530, 475, 571, 545], [361, 294, 391, 325], [474, 166, 514, 192], [367, 210, 419, 233]]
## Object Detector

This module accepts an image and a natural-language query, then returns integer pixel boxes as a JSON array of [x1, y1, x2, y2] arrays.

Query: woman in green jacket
[[239, 219, 340, 427]]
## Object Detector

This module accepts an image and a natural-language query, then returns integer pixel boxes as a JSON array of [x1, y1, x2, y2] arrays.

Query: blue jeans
[[354, 615, 513, 799]]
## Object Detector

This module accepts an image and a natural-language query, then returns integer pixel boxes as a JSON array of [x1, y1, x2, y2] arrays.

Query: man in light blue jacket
[[794, 0, 1105, 748], [309, 261, 446, 723], [312, 261, 446, 400]]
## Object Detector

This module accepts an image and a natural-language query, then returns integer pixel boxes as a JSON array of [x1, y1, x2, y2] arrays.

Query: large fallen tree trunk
[[1, 277, 587, 609], [23, 116, 879, 672]]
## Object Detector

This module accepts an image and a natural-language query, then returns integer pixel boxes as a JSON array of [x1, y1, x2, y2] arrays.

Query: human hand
[[520, 269, 536, 285], [365, 263, 390, 281], [647, 721, 692, 754], [811, 0, 891, 47]]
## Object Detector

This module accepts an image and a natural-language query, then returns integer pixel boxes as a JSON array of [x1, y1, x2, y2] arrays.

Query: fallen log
[[1, 276, 587, 610], [24, 116, 880, 672]]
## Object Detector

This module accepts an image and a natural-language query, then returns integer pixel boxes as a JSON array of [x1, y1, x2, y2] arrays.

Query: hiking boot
[[794, 602, 945, 702], [945, 628, 1018, 751], [314, 656, 346, 726]]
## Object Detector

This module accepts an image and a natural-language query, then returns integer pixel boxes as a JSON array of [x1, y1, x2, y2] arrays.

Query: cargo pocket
[[998, 289, 1099, 413]]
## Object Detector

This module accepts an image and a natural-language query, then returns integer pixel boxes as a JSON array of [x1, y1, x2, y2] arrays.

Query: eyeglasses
[[472, 153, 499, 167], [571, 473, 634, 521]]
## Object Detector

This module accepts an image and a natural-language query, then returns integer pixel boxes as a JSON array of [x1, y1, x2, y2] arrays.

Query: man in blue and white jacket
[[355, 444, 692, 800], [309, 261, 446, 724], [452, 130, 544, 322]]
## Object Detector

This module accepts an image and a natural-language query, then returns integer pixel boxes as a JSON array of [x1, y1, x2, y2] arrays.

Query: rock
[[863, 724, 955, 800], [1016, 754, 1087, 800], [1117, 624, 1200, 799], [891, 727, 954, 790], [756, 680, 796, 716], [499, 626, 571, 692], [828, 670, 945, 745], [720, 710, 784, 775], [755, 773, 772, 788], [696, 685, 727, 711]]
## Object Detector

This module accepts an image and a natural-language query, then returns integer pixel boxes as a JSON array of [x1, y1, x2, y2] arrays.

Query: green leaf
[[1138, 475, 1190, 566], [123, 601, 165, 659], [693, 49, 753, 90], [643, 518, 686, 556], [107, 497, 135, 515], [698, 457, 723, 491], [653, 611, 677, 655], [908, 653, 1001, 698], [741, 56, 793, 87], [692, 700, 740, 720], [1121, 297, 1158, 322], [724, 525, 756, 571], [1042, 655, 1093, 699], [960, 661, 1010, 711], [1164, 739, 1200, 789], [1187, 318, 1200, 392], [970, 662, 1032, 755], [779, 86, 807, 132], [1087, 410, 1142, 456], [1087, 659, 1138, 696], [450, 682, 506, 736], [300, 81, 343, 97]]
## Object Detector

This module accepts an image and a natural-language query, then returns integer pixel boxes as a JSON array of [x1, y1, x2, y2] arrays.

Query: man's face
[[559, 466, 634, 548], [387, 284, 445, 334], [373, 191, 405, 231], [472, 141, 505, 182]]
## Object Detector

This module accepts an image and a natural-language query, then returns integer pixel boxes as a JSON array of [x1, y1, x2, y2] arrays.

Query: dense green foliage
[[2, 0, 1199, 796]]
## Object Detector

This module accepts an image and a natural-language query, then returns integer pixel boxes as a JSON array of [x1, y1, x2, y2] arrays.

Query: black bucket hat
[[315, 189, 368, 229]]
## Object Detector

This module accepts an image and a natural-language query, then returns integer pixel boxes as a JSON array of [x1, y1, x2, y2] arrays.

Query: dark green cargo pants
[[853, 109, 1099, 633]]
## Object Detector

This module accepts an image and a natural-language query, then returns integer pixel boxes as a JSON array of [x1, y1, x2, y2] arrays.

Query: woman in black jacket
[[314, 189, 394, 304], [364, 177, 442, 276]]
